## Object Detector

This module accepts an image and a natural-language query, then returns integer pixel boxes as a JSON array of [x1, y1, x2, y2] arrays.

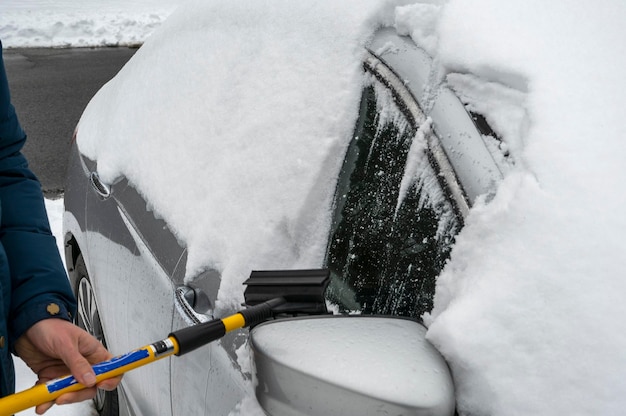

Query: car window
[[325, 80, 461, 320]]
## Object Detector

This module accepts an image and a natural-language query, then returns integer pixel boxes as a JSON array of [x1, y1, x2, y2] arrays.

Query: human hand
[[14, 318, 121, 414]]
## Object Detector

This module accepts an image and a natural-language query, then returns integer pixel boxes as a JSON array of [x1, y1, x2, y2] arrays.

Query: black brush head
[[243, 269, 330, 315]]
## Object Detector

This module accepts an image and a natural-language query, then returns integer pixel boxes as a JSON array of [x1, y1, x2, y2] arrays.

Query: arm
[[0, 39, 75, 354], [1, 41, 119, 412]]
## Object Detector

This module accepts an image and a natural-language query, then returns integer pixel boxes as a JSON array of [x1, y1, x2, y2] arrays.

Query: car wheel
[[74, 254, 120, 416]]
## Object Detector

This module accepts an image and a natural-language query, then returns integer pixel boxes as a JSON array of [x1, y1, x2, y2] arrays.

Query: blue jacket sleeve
[[0, 41, 76, 351]]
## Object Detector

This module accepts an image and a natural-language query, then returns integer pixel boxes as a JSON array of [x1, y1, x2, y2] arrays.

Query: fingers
[[56, 387, 98, 405], [64, 354, 97, 387], [56, 328, 123, 391], [18, 318, 123, 413], [32, 373, 121, 414], [34, 401, 54, 415], [34, 387, 98, 415], [53, 323, 112, 387], [98, 375, 123, 391], [55, 335, 99, 387]]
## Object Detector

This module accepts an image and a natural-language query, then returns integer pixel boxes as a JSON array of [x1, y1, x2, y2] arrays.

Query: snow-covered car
[[63, 2, 508, 415]]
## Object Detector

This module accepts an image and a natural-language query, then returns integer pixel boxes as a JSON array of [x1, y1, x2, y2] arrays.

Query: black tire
[[74, 254, 120, 416]]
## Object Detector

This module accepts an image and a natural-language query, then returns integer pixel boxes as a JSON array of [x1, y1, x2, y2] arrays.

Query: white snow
[[3, 0, 626, 415], [415, 2, 626, 415], [0, 0, 186, 48], [74, 0, 397, 313]]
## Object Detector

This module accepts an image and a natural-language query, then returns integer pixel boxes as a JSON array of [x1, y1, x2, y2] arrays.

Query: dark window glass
[[325, 83, 460, 320]]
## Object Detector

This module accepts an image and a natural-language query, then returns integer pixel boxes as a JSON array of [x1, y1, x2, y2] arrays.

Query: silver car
[[63, 16, 504, 416]]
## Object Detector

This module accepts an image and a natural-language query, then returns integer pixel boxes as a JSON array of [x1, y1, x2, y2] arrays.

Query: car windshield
[[325, 81, 461, 320]]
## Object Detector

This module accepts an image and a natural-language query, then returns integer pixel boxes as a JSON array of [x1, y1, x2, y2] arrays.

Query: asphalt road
[[4, 47, 138, 197]]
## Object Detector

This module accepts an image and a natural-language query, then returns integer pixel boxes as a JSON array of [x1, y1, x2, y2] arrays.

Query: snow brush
[[0, 269, 330, 416]]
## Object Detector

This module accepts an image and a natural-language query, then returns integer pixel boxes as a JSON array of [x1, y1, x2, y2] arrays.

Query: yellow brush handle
[[0, 336, 179, 416], [1, 300, 283, 415]]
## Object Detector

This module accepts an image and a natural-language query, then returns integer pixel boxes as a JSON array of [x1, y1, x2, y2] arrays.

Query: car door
[[83, 168, 181, 416], [84, 158, 246, 416], [169, 263, 249, 415]]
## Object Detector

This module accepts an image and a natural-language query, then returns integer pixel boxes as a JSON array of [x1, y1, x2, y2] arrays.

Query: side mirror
[[250, 316, 455, 416]]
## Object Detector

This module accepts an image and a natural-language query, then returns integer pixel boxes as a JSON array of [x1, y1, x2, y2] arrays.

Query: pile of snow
[[406, 1, 626, 415], [7, 0, 626, 415], [0, 0, 186, 48]]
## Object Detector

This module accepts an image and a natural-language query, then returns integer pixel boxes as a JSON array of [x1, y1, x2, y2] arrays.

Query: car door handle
[[89, 171, 112, 199], [176, 285, 213, 318]]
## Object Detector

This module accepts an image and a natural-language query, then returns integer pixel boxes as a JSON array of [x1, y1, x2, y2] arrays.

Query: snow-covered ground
[[4, 0, 626, 415], [0, 0, 187, 48]]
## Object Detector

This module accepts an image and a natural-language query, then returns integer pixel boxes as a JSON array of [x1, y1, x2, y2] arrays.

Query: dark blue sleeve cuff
[[9, 296, 73, 354]]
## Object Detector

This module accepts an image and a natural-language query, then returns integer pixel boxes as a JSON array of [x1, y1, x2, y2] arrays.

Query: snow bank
[[0, 0, 185, 48], [401, 1, 626, 415]]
